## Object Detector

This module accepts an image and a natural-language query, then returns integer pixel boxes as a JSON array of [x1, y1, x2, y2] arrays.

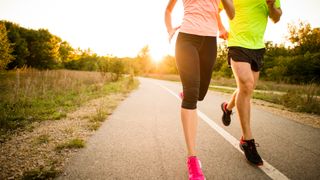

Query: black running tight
[[175, 32, 217, 109]]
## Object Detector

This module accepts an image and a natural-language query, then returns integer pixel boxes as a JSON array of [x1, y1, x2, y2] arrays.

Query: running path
[[58, 78, 320, 180]]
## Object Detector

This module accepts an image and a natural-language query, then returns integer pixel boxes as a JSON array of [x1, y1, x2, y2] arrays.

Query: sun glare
[[149, 41, 176, 63], [150, 48, 165, 63]]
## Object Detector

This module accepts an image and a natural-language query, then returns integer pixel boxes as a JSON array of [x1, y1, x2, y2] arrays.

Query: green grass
[[34, 134, 50, 145], [90, 108, 108, 122], [22, 166, 59, 180], [212, 85, 320, 115], [277, 86, 320, 114], [86, 107, 108, 131], [209, 87, 234, 94], [87, 122, 101, 131], [148, 73, 320, 115], [146, 73, 320, 95], [144, 73, 180, 82], [0, 69, 139, 135], [55, 138, 85, 151]]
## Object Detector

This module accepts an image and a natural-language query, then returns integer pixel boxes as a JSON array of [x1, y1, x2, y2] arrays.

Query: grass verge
[[23, 166, 60, 180], [0, 69, 137, 136], [55, 138, 85, 151], [148, 73, 320, 115], [211, 85, 320, 115], [0, 70, 139, 180]]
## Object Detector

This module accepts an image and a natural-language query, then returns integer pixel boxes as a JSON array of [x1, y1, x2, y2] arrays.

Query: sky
[[0, 0, 319, 61]]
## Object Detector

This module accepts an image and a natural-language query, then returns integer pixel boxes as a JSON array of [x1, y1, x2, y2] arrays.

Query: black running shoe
[[221, 102, 232, 126], [239, 137, 263, 166]]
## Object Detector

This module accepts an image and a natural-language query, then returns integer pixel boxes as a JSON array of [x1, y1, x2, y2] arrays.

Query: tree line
[[0, 20, 319, 84]]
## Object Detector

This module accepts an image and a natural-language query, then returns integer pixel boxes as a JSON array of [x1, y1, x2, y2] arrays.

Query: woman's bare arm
[[165, 0, 178, 35], [217, 10, 228, 40]]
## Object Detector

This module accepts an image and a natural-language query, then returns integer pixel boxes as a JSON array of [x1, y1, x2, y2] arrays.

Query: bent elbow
[[227, 11, 235, 20], [229, 13, 235, 20], [165, 9, 171, 15], [226, 8, 235, 20], [273, 19, 279, 23]]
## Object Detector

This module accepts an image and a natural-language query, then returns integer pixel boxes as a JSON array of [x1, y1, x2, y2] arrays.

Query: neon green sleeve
[[275, 0, 281, 8], [219, 1, 224, 10]]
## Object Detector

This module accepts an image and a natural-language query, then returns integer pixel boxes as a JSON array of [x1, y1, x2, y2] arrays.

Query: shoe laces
[[223, 103, 233, 115], [241, 138, 260, 150], [248, 141, 260, 154]]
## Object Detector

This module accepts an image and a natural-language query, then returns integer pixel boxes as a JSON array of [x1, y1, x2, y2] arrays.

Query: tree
[[157, 55, 178, 74], [213, 44, 228, 72], [288, 21, 320, 54], [0, 22, 14, 70], [135, 45, 154, 74], [59, 41, 75, 63], [261, 42, 290, 78], [25, 29, 61, 69], [4, 21, 29, 69], [212, 44, 232, 78], [109, 58, 125, 81]]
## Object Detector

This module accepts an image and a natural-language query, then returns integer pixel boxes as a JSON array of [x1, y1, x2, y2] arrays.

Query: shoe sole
[[198, 160, 206, 180]]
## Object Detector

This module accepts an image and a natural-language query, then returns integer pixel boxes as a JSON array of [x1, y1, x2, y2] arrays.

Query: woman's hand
[[168, 26, 180, 43], [219, 27, 228, 40], [165, 0, 178, 43]]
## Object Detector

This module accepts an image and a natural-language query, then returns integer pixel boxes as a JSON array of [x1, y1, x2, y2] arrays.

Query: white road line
[[156, 83, 290, 180]]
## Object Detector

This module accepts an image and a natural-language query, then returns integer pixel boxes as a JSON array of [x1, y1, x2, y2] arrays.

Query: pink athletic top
[[180, 0, 220, 37]]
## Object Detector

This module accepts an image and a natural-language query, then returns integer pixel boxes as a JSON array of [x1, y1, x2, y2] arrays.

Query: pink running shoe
[[187, 156, 205, 180], [179, 91, 184, 99]]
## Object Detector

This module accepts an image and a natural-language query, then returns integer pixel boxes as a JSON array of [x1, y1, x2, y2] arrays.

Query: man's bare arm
[[221, 0, 235, 20], [267, 0, 282, 23]]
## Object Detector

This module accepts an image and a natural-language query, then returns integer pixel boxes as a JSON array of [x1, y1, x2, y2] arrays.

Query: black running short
[[175, 32, 217, 109], [227, 46, 266, 72]]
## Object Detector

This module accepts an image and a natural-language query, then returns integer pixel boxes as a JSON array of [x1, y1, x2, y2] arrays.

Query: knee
[[181, 87, 199, 109], [197, 82, 211, 101], [239, 81, 254, 96]]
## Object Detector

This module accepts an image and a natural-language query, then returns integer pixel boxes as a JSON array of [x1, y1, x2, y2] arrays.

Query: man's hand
[[266, 0, 282, 23], [266, 0, 275, 8]]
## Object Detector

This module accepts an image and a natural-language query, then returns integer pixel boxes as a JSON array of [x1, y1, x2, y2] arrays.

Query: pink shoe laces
[[187, 156, 205, 180], [179, 91, 184, 99]]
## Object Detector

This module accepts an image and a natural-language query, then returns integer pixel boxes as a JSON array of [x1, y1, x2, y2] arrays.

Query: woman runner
[[165, 0, 234, 179]]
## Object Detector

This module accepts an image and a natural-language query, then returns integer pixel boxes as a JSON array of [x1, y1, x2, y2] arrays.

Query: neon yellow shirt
[[226, 0, 281, 49]]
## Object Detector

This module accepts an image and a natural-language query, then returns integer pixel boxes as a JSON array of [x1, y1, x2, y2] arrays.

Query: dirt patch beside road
[[0, 93, 127, 179]]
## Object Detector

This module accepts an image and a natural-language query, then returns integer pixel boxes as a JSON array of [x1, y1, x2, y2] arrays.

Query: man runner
[[220, 0, 282, 165]]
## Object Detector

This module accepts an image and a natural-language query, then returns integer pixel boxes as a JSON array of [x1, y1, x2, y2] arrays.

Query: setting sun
[[150, 49, 164, 63]]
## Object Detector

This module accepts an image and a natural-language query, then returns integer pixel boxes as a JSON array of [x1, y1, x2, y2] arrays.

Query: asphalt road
[[58, 78, 320, 180]]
